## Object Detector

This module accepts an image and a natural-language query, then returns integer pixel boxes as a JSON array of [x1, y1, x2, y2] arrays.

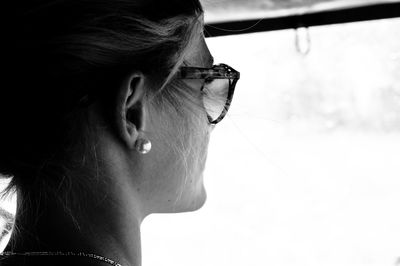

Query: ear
[[115, 72, 147, 150]]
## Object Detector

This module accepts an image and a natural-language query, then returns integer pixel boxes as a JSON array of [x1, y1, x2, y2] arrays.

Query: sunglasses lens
[[202, 78, 230, 122]]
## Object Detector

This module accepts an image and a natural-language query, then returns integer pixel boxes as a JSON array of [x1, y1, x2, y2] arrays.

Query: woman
[[0, 0, 239, 265]]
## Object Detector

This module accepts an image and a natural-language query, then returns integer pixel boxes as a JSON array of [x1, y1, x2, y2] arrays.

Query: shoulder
[[0, 254, 110, 266]]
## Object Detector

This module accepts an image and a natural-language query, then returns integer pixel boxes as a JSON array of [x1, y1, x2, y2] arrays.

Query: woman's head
[[1, 0, 213, 217]]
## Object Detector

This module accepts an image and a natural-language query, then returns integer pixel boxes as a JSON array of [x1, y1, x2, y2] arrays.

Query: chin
[[188, 184, 207, 212], [172, 183, 207, 213]]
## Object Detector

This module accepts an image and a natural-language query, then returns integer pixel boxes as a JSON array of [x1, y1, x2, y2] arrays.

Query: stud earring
[[134, 137, 152, 154]]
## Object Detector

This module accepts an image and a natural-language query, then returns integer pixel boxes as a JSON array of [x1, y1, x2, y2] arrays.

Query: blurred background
[[2, 0, 400, 265]]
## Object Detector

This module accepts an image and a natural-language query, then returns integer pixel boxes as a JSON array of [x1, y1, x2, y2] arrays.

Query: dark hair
[[0, 0, 203, 196]]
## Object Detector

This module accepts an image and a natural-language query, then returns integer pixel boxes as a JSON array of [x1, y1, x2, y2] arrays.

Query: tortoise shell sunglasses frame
[[177, 63, 240, 124]]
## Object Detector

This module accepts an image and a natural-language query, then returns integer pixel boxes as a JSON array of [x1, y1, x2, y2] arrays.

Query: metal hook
[[295, 26, 311, 55]]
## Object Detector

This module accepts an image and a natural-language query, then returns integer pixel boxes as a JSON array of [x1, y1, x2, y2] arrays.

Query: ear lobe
[[116, 72, 147, 150]]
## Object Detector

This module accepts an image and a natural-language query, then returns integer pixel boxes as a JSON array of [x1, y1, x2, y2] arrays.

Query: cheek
[[181, 100, 210, 175], [144, 98, 210, 212], [165, 107, 210, 185], [173, 108, 210, 209]]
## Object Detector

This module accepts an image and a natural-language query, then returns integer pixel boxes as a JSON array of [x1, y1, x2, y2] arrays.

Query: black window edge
[[204, 2, 400, 37]]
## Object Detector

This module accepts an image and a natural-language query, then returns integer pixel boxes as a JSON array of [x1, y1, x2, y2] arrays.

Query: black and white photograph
[[1, 1, 400, 266]]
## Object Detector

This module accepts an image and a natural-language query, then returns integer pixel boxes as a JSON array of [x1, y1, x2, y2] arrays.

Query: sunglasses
[[177, 63, 240, 125]]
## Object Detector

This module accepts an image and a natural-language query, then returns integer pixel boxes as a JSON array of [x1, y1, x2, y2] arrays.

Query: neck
[[6, 178, 143, 266]]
